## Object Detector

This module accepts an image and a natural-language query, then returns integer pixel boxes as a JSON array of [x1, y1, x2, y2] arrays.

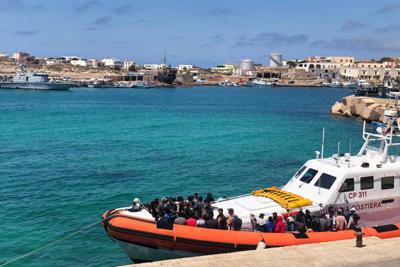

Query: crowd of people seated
[[141, 194, 360, 233], [144, 193, 242, 231], [250, 206, 361, 233]]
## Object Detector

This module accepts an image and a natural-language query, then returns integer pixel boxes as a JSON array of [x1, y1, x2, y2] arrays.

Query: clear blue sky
[[1, 0, 399, 67]]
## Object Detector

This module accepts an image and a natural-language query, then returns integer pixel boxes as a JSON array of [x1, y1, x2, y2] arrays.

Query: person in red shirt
[[186, 212, 197, 227], [274, 215, 286, 233]]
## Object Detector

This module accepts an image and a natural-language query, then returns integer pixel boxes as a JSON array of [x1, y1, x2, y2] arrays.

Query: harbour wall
[[123, 236, 400, 267], [331, 95, 394, 122]]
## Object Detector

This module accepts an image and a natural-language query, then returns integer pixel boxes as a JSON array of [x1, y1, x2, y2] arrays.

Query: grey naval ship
[[0, 72, 73, 91]]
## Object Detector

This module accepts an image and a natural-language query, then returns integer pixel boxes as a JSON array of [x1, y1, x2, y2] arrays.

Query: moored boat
[[103, 101, 400, 263], [0, 72, 73, 90]]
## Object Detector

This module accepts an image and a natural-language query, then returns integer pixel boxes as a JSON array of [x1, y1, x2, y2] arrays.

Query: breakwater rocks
[[331, 95, 394, 122]]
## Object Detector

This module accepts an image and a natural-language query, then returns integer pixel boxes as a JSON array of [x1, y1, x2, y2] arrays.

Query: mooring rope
[[0, 211, 119, 266]]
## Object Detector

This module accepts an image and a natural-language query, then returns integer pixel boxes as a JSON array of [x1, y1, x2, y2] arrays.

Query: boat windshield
[[294, 166, 306, 178], [314, 173, 336, 190], [299, 168, 318, 183]]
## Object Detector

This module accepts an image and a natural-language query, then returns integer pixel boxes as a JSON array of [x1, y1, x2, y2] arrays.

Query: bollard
[[256, 239, 267, 250], [354, 231, 365, 247]]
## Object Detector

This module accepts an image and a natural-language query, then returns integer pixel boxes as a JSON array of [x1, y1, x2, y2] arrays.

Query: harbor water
[[1, 86, 362, 266]]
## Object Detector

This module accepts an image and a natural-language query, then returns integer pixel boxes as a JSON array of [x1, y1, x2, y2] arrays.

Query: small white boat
[[248, 79, 272, 86]]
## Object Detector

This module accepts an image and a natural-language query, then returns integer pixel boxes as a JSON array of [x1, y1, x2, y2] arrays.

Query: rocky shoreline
[[331, 95, 396, 122]]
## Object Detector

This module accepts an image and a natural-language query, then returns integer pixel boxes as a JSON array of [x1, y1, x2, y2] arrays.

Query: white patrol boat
[[103, 100, 400, 263]]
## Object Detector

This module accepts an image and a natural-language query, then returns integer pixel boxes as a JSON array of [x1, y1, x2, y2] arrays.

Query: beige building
[[12, 52, 30, 61], [305, 56, 354, 67], [341, 60, 400, 81], [210, 64, 236, 75]]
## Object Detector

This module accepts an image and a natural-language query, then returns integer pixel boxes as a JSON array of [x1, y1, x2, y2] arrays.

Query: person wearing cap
[[347, 208, 358, 229]]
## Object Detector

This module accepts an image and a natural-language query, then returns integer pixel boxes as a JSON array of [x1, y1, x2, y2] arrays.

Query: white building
[[178, 64, 193, 71], [70, 59, 88, 67], [64, 56, 83, 61], [177, 64, 193, 74], [123, 61, 135, 70], [87, 59, 101, 68], [45, 57, 67, 66], [143, 64, 167, 70], [101, 58, 123, 69]]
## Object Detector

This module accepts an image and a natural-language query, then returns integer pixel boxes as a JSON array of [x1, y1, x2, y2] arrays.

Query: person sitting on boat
[[336, 208, 347, 231], [286, 215, 296, 232], [196, 215, 206, 227], [295, 208, 307, 232], [318, 213, 328, 232], [216, 208, 228, 230], [205, 192, 215, 203], [203, 203, 214, 220], [346, 208, 357, 226], [274, 215, 286, 233], [305, 209, 313, 229], [348, 213, 361, 232], [256, 213, 267, 231], [174, 213, 187, 225], [186, 212, 197, 227], [265, 216, 275, 232], [250, 214, 257, 232], [326, 206, 336, 231], [205, 214, 218, 229], [226, 208, 242, 231], [129, 198, 142, 212], [227, 208, 236, 230]]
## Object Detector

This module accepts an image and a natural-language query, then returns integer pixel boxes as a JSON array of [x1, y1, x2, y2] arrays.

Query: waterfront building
[[269, 53, 283, 67], [101, 58, 123, 69], [210, 64, 236, 75], [306, 56, 354, 67], [256, 66, 288, 79], [296, 61, 342, 80], [340, 60, 400, 82]]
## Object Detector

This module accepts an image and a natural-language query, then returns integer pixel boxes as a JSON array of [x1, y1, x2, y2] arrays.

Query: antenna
[[321, 128, 325, 159], [162, 48, 167, 65], [337, 141, 340, 156], [348, 138, 352, 154]]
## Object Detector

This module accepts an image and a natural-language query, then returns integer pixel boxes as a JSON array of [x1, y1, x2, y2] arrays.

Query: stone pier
[[121, 237, 400, 267]]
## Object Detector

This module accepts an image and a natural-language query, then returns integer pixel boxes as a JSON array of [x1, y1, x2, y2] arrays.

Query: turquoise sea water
[[1, 86, 362, 266]]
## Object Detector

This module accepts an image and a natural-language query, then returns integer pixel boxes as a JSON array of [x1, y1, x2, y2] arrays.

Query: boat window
[[381, 176, 394, 190], [339, 178, 354, 192], [314, 173, 337, 190], [299, 168, 318, 183], [360, 176, 374, 190], [294, 166, 307, 178]]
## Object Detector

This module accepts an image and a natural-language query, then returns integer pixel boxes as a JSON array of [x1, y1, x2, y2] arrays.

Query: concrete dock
[[122, 237, 400, 267]]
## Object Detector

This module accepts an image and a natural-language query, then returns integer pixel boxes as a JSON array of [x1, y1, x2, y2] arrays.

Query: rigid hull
[[0, 82, 72, 90], [103, 210, 400, 263]]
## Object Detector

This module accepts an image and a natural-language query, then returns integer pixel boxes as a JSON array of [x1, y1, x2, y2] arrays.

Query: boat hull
[[103, 211, 400, 263], [0, 82, 72, 90]]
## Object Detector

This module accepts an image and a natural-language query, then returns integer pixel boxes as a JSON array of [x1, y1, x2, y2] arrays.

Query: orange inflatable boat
[[102, 209, 400, 263]]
